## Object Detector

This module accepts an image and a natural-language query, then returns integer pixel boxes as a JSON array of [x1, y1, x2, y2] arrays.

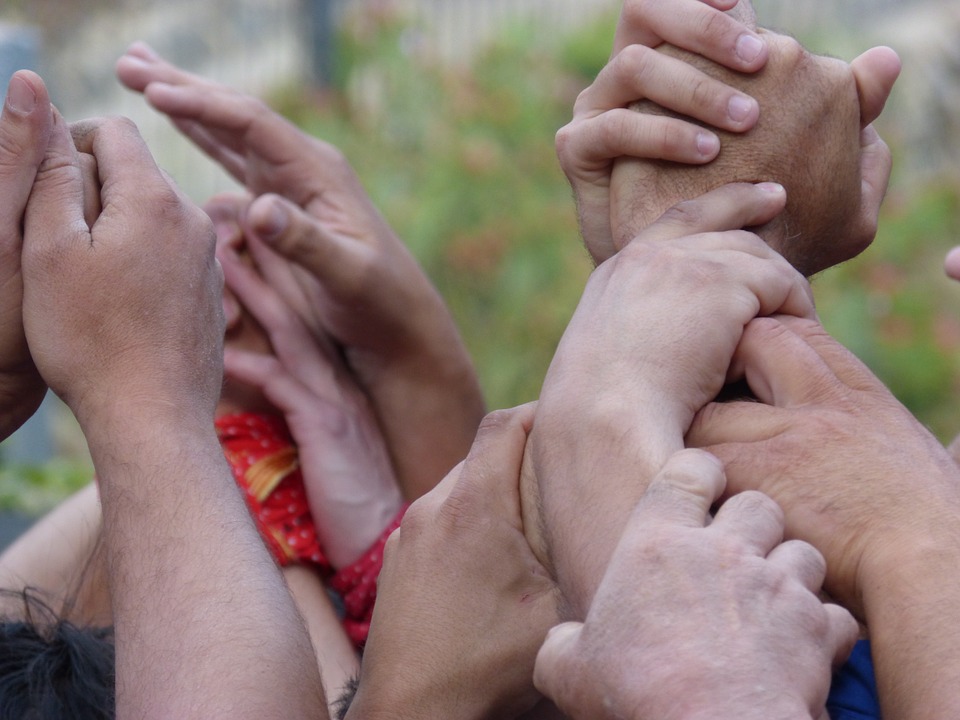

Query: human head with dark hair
[[0, 590, 115, 720]]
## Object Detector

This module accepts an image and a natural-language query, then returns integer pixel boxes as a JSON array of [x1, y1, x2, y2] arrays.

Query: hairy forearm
[[87, 410, 327, 720]]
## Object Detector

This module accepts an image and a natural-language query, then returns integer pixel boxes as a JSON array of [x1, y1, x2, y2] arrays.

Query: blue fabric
[[827, 639, 881, 719]]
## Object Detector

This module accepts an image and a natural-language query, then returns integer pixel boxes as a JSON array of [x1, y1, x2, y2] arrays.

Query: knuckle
[[732, 489, 785, 525], [696, 9, 733, 46], [687, 75, 718, 114], [655, 118, 687, 158], [554, 124, 575, 165], [476, 407, 518, 435], [618, 44, 652, 79], [657, 198, 705, 228]]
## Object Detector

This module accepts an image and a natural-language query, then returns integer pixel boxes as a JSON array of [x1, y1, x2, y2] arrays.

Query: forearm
[[87, 409, 327, 720], [861, 516, 960, 720], [525, 400, 682, 617], [0, 481, 109, 624], [363, 329, 485, 501]]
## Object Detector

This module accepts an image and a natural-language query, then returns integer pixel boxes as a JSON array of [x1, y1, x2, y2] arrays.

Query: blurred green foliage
[[0, 459, 91, 515], [4, 7, 960, 514]]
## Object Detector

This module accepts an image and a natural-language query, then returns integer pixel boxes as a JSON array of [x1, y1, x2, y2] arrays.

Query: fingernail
[[696, 131, 719, 158], [6, 75, 36, 115], [757, 182, 784, 194], [727, 94, 755, 124], [736, 33, 764, 64]]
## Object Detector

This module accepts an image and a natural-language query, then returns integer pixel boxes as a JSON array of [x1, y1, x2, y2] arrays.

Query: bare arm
[[0, 482, 108, 625], [688, 315, 960, 719], [116, 46, 485, 498], [522, 182, 814, 615], [21, 105, 327, 719]]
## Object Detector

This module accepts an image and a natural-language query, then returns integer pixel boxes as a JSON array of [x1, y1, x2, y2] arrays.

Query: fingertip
[[734, 31, 768, 70], [639, 448, 727, 524], [825, 603, 860, 666], [945, 246, 960, 282], [696, 131, 721, 160], [851, 46, 902, 126], [126, 40, 160, 62], [248, 193, 289, 241], [533, 621, 582, 692]]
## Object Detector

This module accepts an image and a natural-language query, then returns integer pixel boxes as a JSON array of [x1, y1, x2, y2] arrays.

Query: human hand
[[534, 449, 857, 720], [523, 182, 814, 613], [347, 404, 559, 720], [213, 194, 404, 568], [21, 114, 223, 429], [116, 43, 485, 497], [611, 34, 900, 275], [0, 71, 53, 438], [612, 0, 768, 66], [558, 0, 767, 262], [686, 315, 960, 617]]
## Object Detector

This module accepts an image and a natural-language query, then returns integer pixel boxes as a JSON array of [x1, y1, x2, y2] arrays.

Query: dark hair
[[333, 674, 360, 720], [0, 589, 115, 719]]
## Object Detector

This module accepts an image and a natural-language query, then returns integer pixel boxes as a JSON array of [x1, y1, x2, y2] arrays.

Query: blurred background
[[1, 0, 959, 534]]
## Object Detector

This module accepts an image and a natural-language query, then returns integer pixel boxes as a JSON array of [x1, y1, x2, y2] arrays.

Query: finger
[[115, 41, 212, 94], [710, 490, 784, 556], [71, 116, 171, 212], [614, 0, 767, 71], [219, 244, 341, 370], [558, 110, 720, 178], [630, 449, 726, 530], [78, 152, 101, 228], [171, 117, 247, 182], [246, 193, 360, 295], [945, 246, 960, 283], [825, 603, 860, 667], [146, 82, 323, 174], [724, 316, 875, 407], [0, 71, 53, 249], [577, 44, 758, 133], [443, 403, 537, 520], [635, 182, 787, 243], [850, 46, 901, 127], [532, 621, 584, 709], [686, 399, 790, 450], [764, 315, 885, 393], [764, 539, 827, 593], [222, 347, 312, 417], [222, 346, 281, 399], [24, 108, 88, 254], [856, 125, 891, 243]]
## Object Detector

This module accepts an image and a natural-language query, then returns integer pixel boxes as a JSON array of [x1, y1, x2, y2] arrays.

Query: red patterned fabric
[[216, 411, 406, 649], [331, 507, 407, 649], [217, 412, 329, 570]]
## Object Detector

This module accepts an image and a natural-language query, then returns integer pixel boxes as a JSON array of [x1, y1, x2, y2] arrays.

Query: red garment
[[331, 508, 406, 648], [215, 411, 406, 649], [217, 412, 328, 570]]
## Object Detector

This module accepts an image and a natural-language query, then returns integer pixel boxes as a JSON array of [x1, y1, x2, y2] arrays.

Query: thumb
[[533, 622, 584, 709], [0, 71, 52, 251], [246, 193, 358, 293], [850, 46, 901, 127]]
